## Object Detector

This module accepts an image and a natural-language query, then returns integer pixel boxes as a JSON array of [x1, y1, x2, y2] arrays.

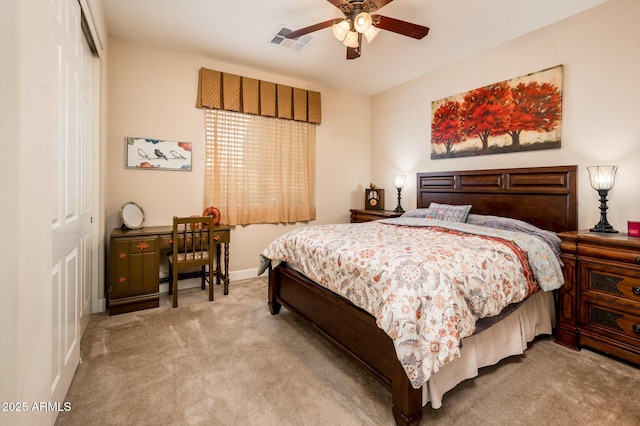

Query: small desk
[[108, 225, 231, 315]]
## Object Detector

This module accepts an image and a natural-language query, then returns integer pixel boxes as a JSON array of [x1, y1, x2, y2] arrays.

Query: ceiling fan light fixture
[[353, 12, 372, 33], [342, 30, 360, 48], [363, 26, 381, 43], [331, 20, 351, 41]]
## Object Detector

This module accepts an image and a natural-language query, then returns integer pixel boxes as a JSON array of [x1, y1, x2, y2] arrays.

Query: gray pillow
[[424, 203, 472, 223], [401, 208, 430, 218]]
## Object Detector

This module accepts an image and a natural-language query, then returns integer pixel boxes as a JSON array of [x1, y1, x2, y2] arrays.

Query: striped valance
[[196, 67, 322, 124]]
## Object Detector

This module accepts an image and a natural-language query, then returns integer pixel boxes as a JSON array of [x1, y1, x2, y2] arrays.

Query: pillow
[[466, 214, 562, 257], [401, 208, 430, 218], [424, 203, 472, 223]]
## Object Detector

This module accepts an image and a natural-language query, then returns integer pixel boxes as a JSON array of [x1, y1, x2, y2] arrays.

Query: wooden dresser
[[350, 209, 403, 223], [555, 230, 640, 365]]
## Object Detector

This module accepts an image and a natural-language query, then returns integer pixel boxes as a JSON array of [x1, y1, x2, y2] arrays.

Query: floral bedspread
[[260, 217, 564, 388]]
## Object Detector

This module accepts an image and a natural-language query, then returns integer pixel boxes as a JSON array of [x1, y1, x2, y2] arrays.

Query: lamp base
[[590, 189, 617, 233], [590, 223, 618, 233], [394, 187, 404, 214]]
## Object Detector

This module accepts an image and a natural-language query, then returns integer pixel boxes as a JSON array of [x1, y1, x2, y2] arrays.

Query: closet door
[[50, 0, 95, 407]]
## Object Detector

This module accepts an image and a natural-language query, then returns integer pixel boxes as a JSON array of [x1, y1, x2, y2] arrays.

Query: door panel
[[50, 0, 94, 409]]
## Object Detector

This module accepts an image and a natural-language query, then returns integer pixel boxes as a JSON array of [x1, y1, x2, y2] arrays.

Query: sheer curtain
[[204, 109, 316, 226]]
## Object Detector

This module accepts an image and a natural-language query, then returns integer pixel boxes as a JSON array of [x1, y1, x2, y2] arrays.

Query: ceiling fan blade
[[346, 33, 362, 60], [369, 0, 395, 11], [346, 46, 361, 60], [326, 0, 349, 8], [328, 0, 394, 12], [285, 19, 336, 39], [373, 15, 430, 39]]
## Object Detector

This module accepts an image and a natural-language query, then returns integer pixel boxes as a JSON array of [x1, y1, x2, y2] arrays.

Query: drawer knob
[[634, 287, 640, 296], [636, 256, 640, 263], [634, 324, 640, 334]]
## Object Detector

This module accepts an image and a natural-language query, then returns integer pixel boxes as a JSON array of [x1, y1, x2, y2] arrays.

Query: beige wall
[[1, 1, 53, 421], [371, 0, 640, 232], [106, 38, 372, 284], [106, 0, 640, 302]]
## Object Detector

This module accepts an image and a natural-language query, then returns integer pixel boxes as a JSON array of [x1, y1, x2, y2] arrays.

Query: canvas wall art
[[431, 65, 563, 159], [126, 137, 192, 170]]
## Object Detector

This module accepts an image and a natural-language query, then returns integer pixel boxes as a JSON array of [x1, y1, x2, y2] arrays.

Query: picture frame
[[431, 65, 563, 159], [125, 137, 192, 171]]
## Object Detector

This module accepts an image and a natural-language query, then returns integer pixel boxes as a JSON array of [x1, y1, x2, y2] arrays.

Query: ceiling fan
[[285, 0, 430, 60]]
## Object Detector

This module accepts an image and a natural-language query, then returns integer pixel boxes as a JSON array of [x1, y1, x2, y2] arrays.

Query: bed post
[[267, 265, 281, 315], [554, 232, 580, 349], [391, 366, 423, 426]]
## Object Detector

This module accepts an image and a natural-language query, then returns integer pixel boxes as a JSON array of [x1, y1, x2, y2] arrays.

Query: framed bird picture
[[125, 137, 192, 171]]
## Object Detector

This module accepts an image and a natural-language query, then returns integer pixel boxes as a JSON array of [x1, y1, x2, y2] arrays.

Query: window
[[204, 109, 316, 225]]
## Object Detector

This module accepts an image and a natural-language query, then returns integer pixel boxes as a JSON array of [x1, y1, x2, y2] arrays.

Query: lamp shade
[[354, 12, 372, 33], [363, 25, 381, 43], [393, 174, 406, 189], [342, 30, 359, 48], [587, 165, 618, 190], [331, 20, 350, 41]]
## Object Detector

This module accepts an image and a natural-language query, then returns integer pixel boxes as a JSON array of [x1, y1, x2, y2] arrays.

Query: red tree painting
[[431, 65, 563, 159], [432, 101, 462, 157]]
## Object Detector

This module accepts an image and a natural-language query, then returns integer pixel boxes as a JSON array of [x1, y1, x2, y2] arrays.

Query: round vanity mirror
[[120, 202, 145, 229]]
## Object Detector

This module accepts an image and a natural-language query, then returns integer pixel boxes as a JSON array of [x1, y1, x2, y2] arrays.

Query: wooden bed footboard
[[268, 264, 423, 426]]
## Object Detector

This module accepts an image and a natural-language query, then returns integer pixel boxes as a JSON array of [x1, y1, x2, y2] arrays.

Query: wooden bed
[[267, 165, 577, 425]]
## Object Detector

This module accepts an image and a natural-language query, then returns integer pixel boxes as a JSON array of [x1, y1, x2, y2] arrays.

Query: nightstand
[[350, 209, 403, 223], [555, 230, 640, 365]]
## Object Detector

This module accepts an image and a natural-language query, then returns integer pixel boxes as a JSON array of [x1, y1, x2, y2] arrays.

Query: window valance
[[196, 67, 322, 124]]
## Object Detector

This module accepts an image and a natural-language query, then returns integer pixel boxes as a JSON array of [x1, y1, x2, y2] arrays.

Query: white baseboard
[[95, 268, 263, 313], [230, 267, 261, 282], [158, 267, 261, 294]]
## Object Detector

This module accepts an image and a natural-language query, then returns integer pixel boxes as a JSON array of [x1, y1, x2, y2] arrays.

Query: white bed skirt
[[422, 290, 556, 408]]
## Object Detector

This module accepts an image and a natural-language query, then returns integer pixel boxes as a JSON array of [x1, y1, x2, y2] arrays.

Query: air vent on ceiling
[[270, 26, 315, 51]]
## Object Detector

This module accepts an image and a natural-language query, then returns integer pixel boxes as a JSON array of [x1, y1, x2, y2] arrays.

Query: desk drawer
[[160, 230, 230, 248], [128, 238, 157, 254], [159, 235, 172, 249], [212, 230, 230, 244]]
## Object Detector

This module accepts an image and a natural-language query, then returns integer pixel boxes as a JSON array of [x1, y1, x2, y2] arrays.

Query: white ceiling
[[100, 0, 608, 96]]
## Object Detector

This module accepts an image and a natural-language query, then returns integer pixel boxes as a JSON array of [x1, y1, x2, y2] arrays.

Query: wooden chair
[[168, 216, 215, 308]]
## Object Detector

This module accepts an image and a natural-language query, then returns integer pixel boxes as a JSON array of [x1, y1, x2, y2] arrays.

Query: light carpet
[[55, 277, 640, 425]]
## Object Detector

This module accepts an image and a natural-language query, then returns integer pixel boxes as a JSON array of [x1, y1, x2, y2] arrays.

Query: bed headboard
[[416, 165, 577, 233]]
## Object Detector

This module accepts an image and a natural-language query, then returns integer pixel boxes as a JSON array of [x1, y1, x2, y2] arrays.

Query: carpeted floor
[[55, 277, 640, 426]]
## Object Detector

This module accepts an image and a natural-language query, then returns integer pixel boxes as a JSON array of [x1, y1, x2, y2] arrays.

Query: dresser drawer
[[580, 259, 640, 304], [578, 242, 640, 265], [580, 298, 640, 346]]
